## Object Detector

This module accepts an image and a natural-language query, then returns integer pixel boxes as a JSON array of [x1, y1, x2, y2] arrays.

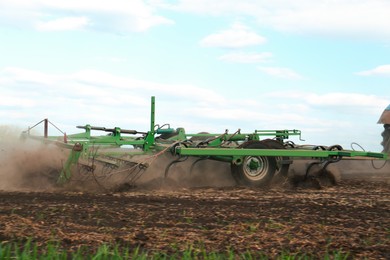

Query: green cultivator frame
[[22, 96, 388, 188]]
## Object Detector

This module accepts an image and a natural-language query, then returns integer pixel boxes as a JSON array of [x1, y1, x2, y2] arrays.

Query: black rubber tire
[[231, 141, 276, 187], [381, 124, 390, 153], [259, 139, 290, 177]]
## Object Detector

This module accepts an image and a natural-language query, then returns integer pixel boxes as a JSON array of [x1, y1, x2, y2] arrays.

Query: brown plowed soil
[[0, 180, 389, 258]]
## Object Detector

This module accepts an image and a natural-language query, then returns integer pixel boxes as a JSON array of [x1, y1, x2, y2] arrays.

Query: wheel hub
[[248, 158, 261, 171], [244, 156, 268, 180]]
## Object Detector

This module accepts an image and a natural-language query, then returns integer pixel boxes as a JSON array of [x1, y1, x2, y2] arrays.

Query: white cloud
[[356, 65, 390, 77], [200, 22, 266, 48], [166, 0, 390, 41], [2, 67, 58, 85], [265, 91, 388, 115], [2, 0, 389, 39], [162, 1, 259, 16], [0, 0, 174, 32], [0, 67, 386, 151], [36, 17, 90, 31], [264, 1, 390, 39], [219, 52, 272, 63], [0, 67, 225, 125], [257, 66, 303, 80], [306, 93, 384, 107], [0, 96, 36, 108]]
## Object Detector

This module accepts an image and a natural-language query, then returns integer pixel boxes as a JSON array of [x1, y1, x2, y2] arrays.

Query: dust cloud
[[288, 159, 390, 185], [0, 126, 67, 191], [336, 159, 390, 183], [135, 156, 390, 191], [135, 153, 236, 191]]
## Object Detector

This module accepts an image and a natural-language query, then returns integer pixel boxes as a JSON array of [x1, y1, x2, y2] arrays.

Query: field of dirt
[[0, 177, 389, 258], [0, 134, 389, 258]]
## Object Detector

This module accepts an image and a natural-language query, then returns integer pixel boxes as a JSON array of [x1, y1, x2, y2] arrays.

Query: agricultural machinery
[[21, 96, 388, 189]]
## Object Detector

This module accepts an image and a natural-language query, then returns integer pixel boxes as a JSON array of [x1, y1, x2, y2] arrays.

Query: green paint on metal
[[58, 143, 83, 184], [143, 96, 156, 151], [248, 158, 260, 170], [176, 147, 387, 159], [255, 129, 303, 141]]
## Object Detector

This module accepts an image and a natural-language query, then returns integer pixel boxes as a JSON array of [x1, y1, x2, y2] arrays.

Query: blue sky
[[0, 0, 390, 151]]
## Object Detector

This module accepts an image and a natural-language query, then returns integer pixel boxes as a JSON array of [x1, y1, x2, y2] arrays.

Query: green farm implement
[[21, 96, 388, 189]]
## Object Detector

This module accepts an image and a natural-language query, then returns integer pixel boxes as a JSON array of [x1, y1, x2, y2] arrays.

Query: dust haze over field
[[0, 125, 235, 192], [0, 126, 67, 191], [1, 124, 390, 193], [67, 153, 237, 192]]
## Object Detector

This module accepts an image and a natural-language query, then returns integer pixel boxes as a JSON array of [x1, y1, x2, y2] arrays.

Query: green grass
[[0, 240, 350, 260]]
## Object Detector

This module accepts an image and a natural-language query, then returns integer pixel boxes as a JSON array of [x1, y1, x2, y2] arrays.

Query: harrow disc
[[231, 141, 276, 187]]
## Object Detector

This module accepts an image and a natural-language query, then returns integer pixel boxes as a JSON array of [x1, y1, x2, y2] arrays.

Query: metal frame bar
[[175, 147, 387, 159]]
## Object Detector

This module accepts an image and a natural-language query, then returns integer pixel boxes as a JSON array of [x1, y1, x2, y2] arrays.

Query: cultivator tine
[[292, 158, 341, 189], [61, 155, 149, 190], [78, 164, 95, 181], [121, 162, 148, 186], [164, 156, 188, 178], [304, 161, 323, 181], [101, 164, 118, 178], [190, 157, 209, 175], [97, 161, 149, 190]]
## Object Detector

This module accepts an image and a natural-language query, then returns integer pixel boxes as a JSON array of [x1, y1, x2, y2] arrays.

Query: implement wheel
[[231, 141, 276, 187], [260, 139, 290, 177]]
